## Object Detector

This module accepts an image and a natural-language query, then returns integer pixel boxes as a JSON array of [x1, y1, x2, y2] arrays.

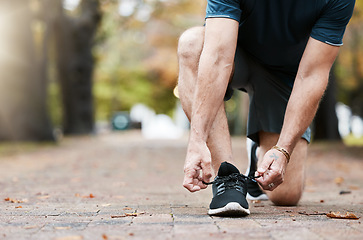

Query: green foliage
[[93, 0, 204, 121], [94, 67, 176, 120]]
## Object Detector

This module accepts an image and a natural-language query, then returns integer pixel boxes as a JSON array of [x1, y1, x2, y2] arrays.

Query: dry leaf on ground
[[334, 177, 344, 185], [75, 193, 95, 198], [326, 211, 360, 220], [4, 197, 27, 203], [298, 211, 327, 216], [111, 212, 146, 218], [85, 194, 95, 198]]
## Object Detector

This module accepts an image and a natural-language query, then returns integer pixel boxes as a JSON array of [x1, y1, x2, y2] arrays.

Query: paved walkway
[[0, 131, 362, 240]]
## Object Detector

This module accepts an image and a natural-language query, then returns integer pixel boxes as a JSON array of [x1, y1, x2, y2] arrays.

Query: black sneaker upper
[[209, 162, 249, 210]]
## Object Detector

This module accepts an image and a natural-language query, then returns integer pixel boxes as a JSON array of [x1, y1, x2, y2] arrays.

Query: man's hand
[[183, 140, 213, 192], [255, 148, 288, 191]]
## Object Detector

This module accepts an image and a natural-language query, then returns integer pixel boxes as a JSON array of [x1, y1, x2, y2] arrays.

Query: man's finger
[[256, 156, 274, 176], [183, 169, 203, 192], [183, 177, 201, 192], [201, 161, 213, 183]]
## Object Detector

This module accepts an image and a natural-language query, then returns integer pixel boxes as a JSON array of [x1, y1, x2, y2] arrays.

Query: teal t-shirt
[[205, 0, 355, 85]]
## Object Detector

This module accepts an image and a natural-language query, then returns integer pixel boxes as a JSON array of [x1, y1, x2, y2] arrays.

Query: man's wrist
[[190, 124, 208, 142], [271, 145, 290, 163]]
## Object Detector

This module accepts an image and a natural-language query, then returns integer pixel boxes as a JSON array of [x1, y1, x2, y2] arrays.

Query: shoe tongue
[[218, 162, 240, 176]]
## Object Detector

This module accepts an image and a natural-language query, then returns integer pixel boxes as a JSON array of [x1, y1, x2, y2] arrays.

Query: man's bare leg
[[177, 26, 233, 175], [258, 131, 307, 205]]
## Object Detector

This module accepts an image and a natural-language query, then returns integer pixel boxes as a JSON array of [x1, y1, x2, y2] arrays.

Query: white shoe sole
[[208, 202, 250, 216], [247, 193, 269, 201]]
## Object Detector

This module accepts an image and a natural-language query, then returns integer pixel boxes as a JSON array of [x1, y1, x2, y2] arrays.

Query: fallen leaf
[[298, 211, 327, 216], [125, 212, 144, 217], [75, 193, 95, 198], [4, 197, 27, 203], [111, 212, 145, 218], [111, 215, 126, 218], [102, 234, 108, 240], [326, 212, 360, 220], [15, 206, 22, 209], [334, 177, 344, 185]]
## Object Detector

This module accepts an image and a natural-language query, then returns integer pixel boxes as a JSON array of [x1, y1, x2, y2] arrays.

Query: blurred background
[[0, 0, 362, 146]]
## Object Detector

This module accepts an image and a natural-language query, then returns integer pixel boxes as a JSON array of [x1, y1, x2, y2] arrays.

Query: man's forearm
[[189, 18, 239, 143], [190, 56, 232, 142], [277, 73, 328, 153], [276, 37, 340, 154]]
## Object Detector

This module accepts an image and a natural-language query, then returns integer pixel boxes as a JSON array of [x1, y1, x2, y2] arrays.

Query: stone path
[[0, 131, 362, 239]]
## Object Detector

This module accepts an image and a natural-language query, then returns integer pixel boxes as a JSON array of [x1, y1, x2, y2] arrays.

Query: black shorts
[[225, 47, 311, 144]]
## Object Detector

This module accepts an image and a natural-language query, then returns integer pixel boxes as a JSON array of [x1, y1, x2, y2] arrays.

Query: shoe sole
[[208, 202, 250, 217], [247, 193, 269, 201]]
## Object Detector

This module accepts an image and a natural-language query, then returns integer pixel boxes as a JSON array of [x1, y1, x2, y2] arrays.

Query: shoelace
[[202, 173, 261, 185]]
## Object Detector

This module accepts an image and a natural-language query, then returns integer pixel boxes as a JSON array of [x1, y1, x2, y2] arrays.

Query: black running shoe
[[245, 139, 268, 201], [206, 162, 250, 216]]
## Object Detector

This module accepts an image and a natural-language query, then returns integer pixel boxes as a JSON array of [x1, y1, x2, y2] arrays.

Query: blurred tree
[[314, 4, 363, 141], [0, 0, 54, 141], [93, 0, 205, 120], [53, 0, 101, 134], [336, 3, 363, 118]]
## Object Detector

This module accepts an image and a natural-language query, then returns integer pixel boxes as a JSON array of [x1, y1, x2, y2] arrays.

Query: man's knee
[[177, 27, 204, 61], [259, 132, 307, 206], [268, 187, 303, 206]]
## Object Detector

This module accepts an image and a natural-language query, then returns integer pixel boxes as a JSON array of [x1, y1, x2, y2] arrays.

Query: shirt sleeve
[[205, 0, 242, 23], [311, 0, 355, 46]]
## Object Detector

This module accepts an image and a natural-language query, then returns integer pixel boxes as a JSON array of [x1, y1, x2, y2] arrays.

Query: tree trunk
[[0, 0, 54, 141], [54, 0, 101, 135], [314, 65, 341, 141]]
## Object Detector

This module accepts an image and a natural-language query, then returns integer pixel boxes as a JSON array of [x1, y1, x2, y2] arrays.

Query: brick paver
[[0, 131, 362, 239]]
